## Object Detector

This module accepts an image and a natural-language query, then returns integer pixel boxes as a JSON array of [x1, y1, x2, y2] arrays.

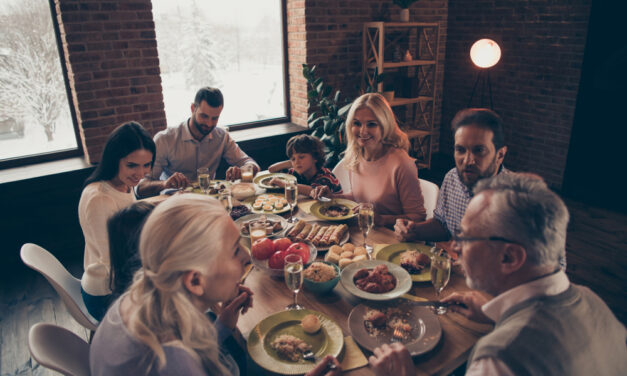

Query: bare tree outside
[[152, 0, 285, 128], [0, 0, 76, 161]]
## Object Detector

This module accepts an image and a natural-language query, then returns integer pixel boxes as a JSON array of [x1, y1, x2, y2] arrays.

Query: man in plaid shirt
[[395, 108, 508, 241]]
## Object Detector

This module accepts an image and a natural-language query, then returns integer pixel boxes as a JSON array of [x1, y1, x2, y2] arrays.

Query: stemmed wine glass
[[285, 181, 298, 223], [284, 253, 304, 310], [218, 189, 233, 215], [430, 248, 452, 315], [358, 203, 375, 259]]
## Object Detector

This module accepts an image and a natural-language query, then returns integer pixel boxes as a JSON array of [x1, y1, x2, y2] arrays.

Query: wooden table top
[[237, 198, 493, 375]]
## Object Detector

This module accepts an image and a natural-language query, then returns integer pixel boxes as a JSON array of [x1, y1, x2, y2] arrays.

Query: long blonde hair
[[343, 93, 409, 170], [126, 194, 234, 374]]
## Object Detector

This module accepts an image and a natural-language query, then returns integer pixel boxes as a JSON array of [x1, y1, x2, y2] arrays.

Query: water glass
[[241, 164, 254, 183], [284, 253, 304, 310], [197, 168, 210, 194]]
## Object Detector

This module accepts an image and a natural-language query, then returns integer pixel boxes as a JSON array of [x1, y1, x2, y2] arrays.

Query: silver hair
[[473, 173, 569, 267]]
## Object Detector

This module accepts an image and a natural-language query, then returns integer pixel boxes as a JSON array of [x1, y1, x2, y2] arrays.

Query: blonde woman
[[90, 195, 253, 375], [313, 93, 426, 227]]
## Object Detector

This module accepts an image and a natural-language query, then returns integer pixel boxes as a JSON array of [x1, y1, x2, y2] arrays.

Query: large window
[[0, 0, 79, 166], [152, 0, 287, 130]]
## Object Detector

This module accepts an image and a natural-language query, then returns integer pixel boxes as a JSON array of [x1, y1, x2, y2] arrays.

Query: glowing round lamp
[[470, 39, 501, 68]]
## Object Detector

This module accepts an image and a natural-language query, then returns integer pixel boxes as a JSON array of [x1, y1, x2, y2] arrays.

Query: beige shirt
[[78, 181, 135, 295]]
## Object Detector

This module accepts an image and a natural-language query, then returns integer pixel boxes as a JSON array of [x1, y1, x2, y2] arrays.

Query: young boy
[[269, 134, 342, 197]]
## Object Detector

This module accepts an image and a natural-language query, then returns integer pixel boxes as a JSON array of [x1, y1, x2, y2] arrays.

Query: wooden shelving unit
[[362, 22, 440, 169]]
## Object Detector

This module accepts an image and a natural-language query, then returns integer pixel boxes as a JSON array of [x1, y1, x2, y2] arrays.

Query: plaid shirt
[[434, 166, 509, 236]]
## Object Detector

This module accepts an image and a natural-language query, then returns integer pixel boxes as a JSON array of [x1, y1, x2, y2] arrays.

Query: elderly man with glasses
[[369, 173, 626, 376]]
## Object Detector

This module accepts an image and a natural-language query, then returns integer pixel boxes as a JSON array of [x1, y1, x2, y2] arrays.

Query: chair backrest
[[20, 243, 99, 331], [28, 322, 90, 376], [419, 179, 439, 219], [332, 158, 351, 193]]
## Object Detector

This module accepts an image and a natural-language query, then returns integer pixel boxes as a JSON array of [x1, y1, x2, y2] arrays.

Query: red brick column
[[287, 0, 308, 127], [53, 0, 166, 164]]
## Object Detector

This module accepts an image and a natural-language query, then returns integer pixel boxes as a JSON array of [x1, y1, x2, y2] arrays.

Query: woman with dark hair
[[107, 201, 155, 303], [79, 121, 156, 320]]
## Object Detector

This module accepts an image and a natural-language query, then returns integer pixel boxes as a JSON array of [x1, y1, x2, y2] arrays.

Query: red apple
[[268, 250, 287, 269], [251, 238, 275, 260], [273, 237, 292, 253], [285, 242, 310, 264]]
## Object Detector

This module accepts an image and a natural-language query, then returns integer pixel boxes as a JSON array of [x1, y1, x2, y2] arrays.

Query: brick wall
[[440, 0, 592, 189], [288, 0, 448, 154], [53, 0, 166, 164]]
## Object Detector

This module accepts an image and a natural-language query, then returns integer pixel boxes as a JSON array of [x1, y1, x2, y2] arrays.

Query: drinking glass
[[430, 248, 452, 314], [218, 189, 233, 214], [241, 164, 254, 183], [358, 203, 375, 259], [197, 168, 210, 194], [249, 221, 267, 244], [285, 181, 298, 223], [284, 253, 304, 310]]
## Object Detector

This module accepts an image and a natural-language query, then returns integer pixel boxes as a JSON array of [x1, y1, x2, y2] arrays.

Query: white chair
[[20, 243, 99, 331], [419, 178, 439, 219], [332, 158, 351, 193], [28, 322, 90, 376]]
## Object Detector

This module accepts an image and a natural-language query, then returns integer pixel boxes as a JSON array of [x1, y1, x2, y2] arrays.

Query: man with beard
[[371, 174, 626, 375], [137, 87, 259, 197], [394, 108, 507, 241]]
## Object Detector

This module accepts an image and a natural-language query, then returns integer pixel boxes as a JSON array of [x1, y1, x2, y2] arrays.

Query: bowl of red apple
[[250, 236, 317, 278]]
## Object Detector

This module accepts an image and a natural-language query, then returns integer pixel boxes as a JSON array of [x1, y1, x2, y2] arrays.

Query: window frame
[[0, 0, 83, 170]]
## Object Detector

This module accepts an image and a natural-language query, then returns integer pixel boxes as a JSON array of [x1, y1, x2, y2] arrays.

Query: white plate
[[286, 221, 350, 251], [234, 213, 288, 239], [340, 260, 412, 301]]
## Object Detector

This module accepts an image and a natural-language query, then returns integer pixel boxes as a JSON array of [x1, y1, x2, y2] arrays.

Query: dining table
[[234, 196, 494, 376]]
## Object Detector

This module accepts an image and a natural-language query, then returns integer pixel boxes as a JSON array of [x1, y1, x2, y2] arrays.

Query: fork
[[303, 350, 338, 370], [391, 327, 404, 343]]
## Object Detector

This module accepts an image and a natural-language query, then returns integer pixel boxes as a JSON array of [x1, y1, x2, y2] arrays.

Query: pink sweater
[[342, 148, 426, 222]]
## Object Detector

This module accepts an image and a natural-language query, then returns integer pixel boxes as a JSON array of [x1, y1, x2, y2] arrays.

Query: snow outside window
[[0, 0, 78, 164], [152, 0, 287, 130]]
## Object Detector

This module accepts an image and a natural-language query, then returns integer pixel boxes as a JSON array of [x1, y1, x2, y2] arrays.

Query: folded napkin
[[340, 336, 369, 371]]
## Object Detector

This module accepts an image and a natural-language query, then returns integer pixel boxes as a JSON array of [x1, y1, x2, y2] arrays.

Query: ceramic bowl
[[303, 261, 341, 294]]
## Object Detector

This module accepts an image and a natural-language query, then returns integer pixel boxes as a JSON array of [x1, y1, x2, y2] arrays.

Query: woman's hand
[[441, 291, 493, 324], [394, 218, 416, 241], [217, 285, 254, 330], [310, 185, 331, 200], [305, 355, 342, 376], [369, 343, 416, 376]]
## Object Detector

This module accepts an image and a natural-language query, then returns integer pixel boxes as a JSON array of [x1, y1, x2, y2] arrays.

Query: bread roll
[[301, 314, 321, 333], [339, 258, 354, 269], [342, 243, 355, 253], [353, 246, 368, 256], [324, 251, 341, 264], [329, 245, 343, 255], [340, 251, 353, 259], [352, 254, 367, 262]]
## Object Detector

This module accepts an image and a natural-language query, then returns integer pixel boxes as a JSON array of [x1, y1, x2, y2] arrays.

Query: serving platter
[[348, 302, 441, 356], [247, 309, 344, 375], [310, 198, 358, 221], [184, 179, 231, 197], [340, 260, 412, 301], [376, 243, 433, 282], [243, 193, 292, 215], [285, 220, 350, 251], [254, 172, 297, 190]]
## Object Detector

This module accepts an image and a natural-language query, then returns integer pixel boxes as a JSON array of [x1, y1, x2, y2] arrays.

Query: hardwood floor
[[1, 200, 625, 375]]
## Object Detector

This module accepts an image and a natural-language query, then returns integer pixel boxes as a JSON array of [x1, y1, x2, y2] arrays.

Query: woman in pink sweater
[[314, 93, 426, 227]]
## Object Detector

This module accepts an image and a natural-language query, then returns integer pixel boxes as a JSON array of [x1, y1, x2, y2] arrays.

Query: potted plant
[[393, 0, 420, 22]]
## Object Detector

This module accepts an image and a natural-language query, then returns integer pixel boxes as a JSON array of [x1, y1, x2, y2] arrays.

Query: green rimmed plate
[[184, 179, 231, 197], [254, 172, 297, 190], [247, 309, 344, 375], [310, 199, 358, 221], [243, 193, 291, 214], [376, 243, 432, 282]]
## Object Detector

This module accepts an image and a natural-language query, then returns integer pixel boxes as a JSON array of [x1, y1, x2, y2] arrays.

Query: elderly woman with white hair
[[90, 194, 253, 375], [312, 93, 426, 227]]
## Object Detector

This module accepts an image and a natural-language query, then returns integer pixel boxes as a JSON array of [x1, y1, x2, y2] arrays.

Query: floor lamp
[[468, 39, 501, 109]]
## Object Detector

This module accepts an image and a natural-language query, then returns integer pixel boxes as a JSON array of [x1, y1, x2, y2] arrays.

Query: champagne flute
[[218, 189, 233, 215], [358, 203, 375, 259], [430, 248, 451, 315], [197, 168, 210, 194], [285, 181, 298, 223], [284, 253, 304, 310]]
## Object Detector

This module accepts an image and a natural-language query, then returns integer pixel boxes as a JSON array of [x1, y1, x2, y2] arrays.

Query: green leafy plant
[[392, 0, 420, 9]]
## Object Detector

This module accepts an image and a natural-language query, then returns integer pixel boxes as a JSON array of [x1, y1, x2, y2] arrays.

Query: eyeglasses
[[452, 232, 523, 248]]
